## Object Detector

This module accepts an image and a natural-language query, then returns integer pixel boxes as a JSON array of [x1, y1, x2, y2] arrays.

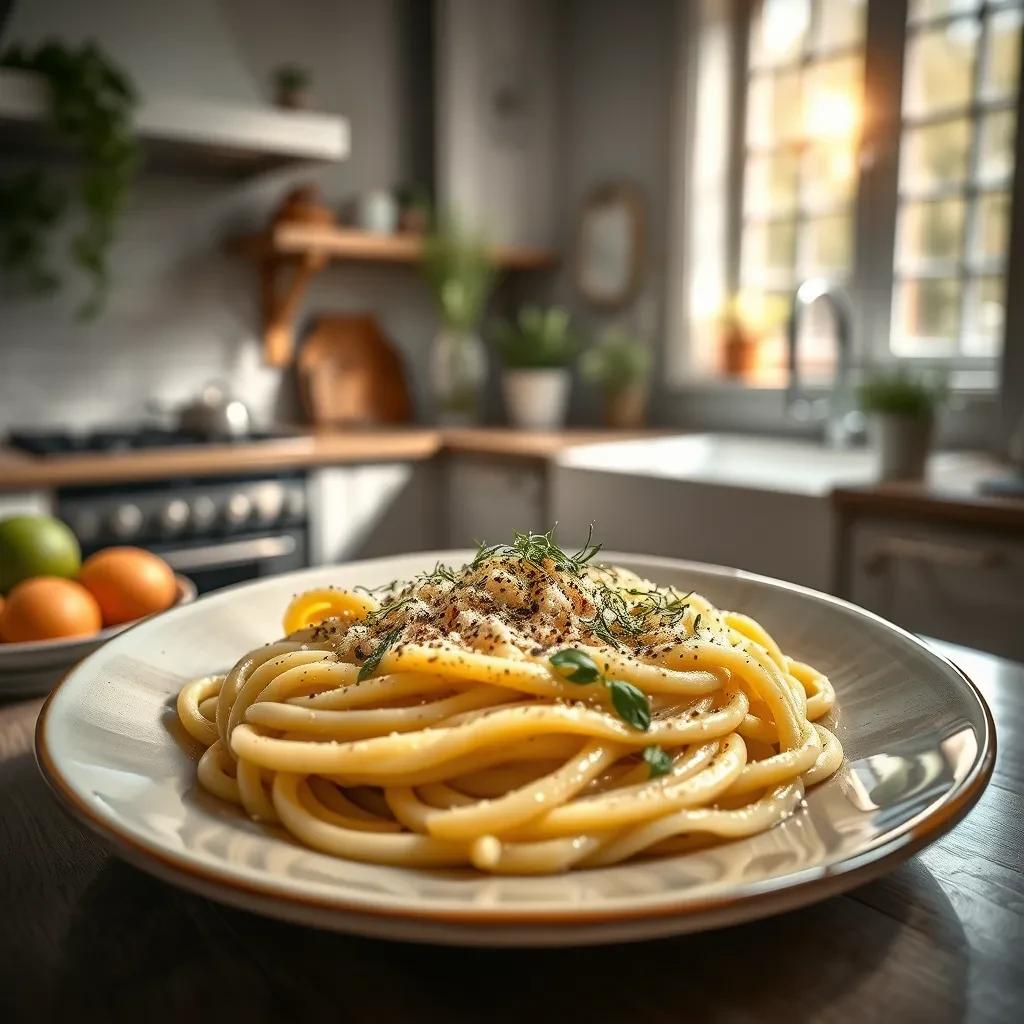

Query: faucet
[[786, 277, 864, 448]]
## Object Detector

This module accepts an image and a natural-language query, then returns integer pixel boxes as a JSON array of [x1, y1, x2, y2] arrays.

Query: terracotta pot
[[602, 385, 648, 429], [721, 323, 758, 378]]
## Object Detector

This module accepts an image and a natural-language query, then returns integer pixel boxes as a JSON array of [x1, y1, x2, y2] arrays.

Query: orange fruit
[[79, 546, 177, 626], [0, 577, 102, 642]]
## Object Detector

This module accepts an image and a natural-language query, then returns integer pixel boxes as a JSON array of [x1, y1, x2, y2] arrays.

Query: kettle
[[178, 382, 252, 438]]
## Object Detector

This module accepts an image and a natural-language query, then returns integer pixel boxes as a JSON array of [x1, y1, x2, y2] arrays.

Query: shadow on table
[[40, 851, 969, 1024]]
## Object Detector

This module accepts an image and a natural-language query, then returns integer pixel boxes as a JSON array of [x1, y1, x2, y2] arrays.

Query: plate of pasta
[[36, 531, 994, 945]]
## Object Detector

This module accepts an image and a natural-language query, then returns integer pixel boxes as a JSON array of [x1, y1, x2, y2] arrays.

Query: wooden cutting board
[[297, 315, 413, 426]]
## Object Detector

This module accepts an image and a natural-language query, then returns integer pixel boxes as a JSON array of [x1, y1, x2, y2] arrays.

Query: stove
[[7, 427, 296, 457], [6, 427, 312, 595]]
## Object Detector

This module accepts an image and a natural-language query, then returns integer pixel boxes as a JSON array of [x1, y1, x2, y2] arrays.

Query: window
[[894, 0, 1022, 360], [676, 0, 1023, 387], [740, 0, 867, 378]]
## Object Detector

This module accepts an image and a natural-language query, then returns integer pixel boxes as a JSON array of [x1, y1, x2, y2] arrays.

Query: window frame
[[668, 0, 1024, 391]]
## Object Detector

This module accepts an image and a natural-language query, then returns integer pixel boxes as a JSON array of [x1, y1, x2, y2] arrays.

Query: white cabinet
[[846, 518, 1024, 660], [441, 455, 548, 548], [308, 463, 438, 564]]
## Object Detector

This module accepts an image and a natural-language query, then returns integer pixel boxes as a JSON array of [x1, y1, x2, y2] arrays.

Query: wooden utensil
[[297, 314, 413, 425]]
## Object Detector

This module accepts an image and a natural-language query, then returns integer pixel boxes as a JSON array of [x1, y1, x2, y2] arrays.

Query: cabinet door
[[308, 463, 438, 564], [443, 456, 548, 548], [849, 519, 1024, 660]]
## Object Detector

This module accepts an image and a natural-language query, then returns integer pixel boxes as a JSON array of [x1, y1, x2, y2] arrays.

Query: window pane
[[978, 110, 1017, 183], [747, 70, 803, 148], [898, 198, 965, 267], [903, 20, 980, 117], [800, 214, 852, 273], [909, 0, 979, 22], [816, 0, 866, 51], [900, 118, 971, 192], [742, 220, 797, 282], [803, 143, 858, 207], [895, 278, 961, 343], [804, 55, 863, 139], [963, 276, 1006, 357], [983, 7, 1023, 100], [745, 152, 800, 216], [751, 0, 811, 68], [973, 190, 1011, 262]]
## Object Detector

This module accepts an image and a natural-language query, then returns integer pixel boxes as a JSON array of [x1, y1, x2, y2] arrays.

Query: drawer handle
[[865, 537, 1007, 575]]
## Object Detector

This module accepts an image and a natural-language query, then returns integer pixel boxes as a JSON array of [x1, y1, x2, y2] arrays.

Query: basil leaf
[[642, 745, 673, 779], [549, 648, 601, 684], [357, 626, 402, 681], [608, 679, 651, 731]]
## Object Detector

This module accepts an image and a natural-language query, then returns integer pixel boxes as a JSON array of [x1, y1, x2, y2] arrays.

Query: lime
[[0, 515, 81, 593]]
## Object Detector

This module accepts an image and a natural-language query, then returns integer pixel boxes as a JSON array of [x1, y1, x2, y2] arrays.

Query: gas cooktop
[[7, 428, 297, 457]]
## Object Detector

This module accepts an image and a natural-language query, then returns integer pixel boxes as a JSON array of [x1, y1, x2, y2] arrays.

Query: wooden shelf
[[233, 224, 558, 365], [234, 224, 557, 270]]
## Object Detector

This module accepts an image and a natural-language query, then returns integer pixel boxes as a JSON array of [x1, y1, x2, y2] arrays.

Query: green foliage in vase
[[580, 327, 652, 394], [858, 368, 947, 418], [0, 40, 139, 318], [421, 216, 496, 332], [495, 306, 578, 370]]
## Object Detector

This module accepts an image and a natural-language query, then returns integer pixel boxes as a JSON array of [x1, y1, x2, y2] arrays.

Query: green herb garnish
[[643, 745, 673, 779], [471, 525, 602, 577], [549, 648, 602, 683], [547, 648, 651, 731], [357, 626, 402, 681]]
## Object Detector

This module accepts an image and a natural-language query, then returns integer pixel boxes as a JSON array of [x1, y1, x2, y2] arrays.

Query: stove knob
[[109, 502, 144, 540], [158, 498, 190, 536], [67, 509, 101, 545], [190, 495, 217, 532], [253, 485, 285, 525], [224, 492, 252, 528], [285, 488, 306, 522]]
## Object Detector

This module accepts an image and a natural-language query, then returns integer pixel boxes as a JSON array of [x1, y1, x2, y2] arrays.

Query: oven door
[[152, 528, 307, 595]]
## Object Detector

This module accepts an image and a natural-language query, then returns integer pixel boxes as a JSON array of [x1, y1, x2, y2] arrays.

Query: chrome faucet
[[786, 278, 864, 447]]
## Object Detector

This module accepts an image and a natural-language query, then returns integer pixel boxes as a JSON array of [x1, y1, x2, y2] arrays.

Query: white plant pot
[[502, 369, 571, 430], [869, 412, 934, 481]]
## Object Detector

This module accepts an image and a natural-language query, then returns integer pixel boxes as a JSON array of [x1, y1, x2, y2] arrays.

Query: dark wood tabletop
[[1, 637, 1021, 1024]]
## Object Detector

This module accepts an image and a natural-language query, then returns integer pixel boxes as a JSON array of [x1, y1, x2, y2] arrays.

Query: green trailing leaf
[[0, 41, 140, 318], [643, 745, 673, 778], [549, 648, 601, 684]]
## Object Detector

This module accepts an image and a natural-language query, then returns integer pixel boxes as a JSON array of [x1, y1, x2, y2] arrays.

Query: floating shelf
[[232, 224, 559, 365], [0, 68, 349, 174]]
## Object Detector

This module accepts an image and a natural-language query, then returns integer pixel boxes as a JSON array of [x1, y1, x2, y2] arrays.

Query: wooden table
[[1, 638, 1021, 1023]]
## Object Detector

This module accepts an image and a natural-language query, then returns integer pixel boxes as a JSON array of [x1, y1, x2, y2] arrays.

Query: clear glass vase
[[429, 326, 487, 425]]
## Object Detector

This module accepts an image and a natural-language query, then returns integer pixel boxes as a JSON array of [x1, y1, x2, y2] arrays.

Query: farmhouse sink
[[551, 433, 886, 592]]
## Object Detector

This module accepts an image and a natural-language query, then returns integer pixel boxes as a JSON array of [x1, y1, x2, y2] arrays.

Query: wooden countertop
[[0, 428, 662, 491], [1, 637, 1020, 1021], [834, 454, 1024, 530]]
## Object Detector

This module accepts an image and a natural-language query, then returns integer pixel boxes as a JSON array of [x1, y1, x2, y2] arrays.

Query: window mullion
[[854, 0, 909, 367]]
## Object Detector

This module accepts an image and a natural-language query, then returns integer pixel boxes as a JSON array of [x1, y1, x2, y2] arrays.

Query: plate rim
[[34, 551, 997, 936]]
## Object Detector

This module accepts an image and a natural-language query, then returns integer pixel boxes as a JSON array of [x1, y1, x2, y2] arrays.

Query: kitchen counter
[[833, 454, 1024, 530], [1, 638, 1021, 1021], [0, 428, 663, 491]]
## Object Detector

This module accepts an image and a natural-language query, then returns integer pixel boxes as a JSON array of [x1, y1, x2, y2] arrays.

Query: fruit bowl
[[0, 575, 196, 698]]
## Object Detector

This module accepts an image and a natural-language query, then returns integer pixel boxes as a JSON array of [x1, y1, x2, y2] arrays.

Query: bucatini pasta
[[177, 530, 842, 875]]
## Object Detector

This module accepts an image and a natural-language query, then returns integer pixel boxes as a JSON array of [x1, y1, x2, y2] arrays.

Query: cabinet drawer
[[849, 520, 1024, 660]]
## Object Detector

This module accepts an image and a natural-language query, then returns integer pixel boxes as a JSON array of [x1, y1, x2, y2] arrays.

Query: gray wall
[[555, 0, 677, 422], [0, 0, 436, 431]]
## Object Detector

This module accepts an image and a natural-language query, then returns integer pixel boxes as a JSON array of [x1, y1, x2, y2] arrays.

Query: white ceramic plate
[[35, 553, 994, 946], [1, 576, 196, 697]]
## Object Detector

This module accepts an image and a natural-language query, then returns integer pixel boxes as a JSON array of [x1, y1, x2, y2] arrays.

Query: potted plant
[[858, 370, 946, 481], [718, 293, 761, 379], [273, 64, 312, 109], [0, 41, 139, 318], [495, 306, 577, 430], [421, 217, 496, 424], [580, 327, 652, 428]]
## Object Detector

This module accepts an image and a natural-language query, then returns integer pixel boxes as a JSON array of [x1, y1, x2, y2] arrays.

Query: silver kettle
[[178, 382, 252, 438]]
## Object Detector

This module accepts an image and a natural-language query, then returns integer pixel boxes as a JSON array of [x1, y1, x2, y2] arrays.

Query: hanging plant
[[0, 40, 139, 318]]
